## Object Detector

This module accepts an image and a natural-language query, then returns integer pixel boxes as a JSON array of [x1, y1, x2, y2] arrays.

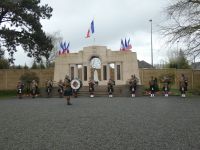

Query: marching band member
[[63, 75, 72, 105], [179, 74, 188, 97], [88, 77, 95, 97], [45, 79, 53, 97], [58, 79, 64, 98], [162, 76, 170, 97], [129, 75, 138, 97], [107, 78, 115, 98], [17, 81, 24, 99], [149, 76, 156, 97], [31, 80, 38, 98]]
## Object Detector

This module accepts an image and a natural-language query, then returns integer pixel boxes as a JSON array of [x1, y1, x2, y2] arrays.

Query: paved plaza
[[0, 96, 200, 150]]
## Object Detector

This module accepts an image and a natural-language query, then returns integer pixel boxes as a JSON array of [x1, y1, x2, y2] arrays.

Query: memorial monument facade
[[54, 46, 140, 86]]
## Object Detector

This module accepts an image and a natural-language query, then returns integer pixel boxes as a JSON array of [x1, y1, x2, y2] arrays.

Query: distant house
[[191, 62, 200, 69], [138, 60, 153, 68]]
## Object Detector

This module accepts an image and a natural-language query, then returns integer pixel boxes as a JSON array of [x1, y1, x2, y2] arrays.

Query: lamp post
[[149, 19, 153, 67]]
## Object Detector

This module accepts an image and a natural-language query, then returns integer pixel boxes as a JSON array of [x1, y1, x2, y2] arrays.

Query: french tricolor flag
[[85, 20, 94, 38]]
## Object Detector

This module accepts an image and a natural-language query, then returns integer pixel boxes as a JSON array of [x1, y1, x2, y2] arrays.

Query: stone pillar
[[101, 64, 104, 81], [116, 62, 122, 80], [74, 64, 78, 78], [114, 63, 117, 81], [87, 64, 90, 80], [107, 63, 110, 80]]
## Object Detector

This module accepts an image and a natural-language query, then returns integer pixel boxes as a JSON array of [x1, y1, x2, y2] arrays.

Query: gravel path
[[0, 96, 200, 150]]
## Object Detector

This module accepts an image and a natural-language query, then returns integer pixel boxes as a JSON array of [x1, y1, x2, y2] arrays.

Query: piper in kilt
[[88, 77, 95, 98], [107, 79, 115, 98]]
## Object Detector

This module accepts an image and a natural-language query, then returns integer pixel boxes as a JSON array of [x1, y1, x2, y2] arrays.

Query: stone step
[[39, 85, 144, 98]]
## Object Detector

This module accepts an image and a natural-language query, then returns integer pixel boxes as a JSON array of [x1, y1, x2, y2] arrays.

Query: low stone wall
[[0, 68, 200, 91], [139, 69, 200, 90], [0, 69, 54, 90]]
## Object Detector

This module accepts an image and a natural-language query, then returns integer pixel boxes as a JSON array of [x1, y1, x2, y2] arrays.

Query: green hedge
[[0, 90, 17, 99]]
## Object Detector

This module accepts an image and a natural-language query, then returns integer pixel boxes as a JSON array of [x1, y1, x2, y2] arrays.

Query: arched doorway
[[90, 56, 101, 83]]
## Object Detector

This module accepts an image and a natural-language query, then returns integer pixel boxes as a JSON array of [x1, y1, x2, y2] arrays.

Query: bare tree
[[161, 0, 200, 59]]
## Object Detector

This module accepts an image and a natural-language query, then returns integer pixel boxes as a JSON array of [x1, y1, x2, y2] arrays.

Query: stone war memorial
[[54, 45, 141, 96]]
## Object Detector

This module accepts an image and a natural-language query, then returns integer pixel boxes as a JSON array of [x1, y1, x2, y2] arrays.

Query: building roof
[[138, 60, 153, 68]]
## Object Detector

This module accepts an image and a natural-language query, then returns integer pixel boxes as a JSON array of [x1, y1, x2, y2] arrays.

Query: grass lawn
[[0, 90, 16, 99]]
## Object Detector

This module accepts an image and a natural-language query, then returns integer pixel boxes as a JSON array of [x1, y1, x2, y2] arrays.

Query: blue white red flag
[[85, 29, 90, 38], [91, 20, 94, 34], [66, 42, 70, 53], [120, 39, 125, 51]]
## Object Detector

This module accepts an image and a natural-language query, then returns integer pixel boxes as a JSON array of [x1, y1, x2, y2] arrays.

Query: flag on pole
[[120, 38, 132, 51], [62, 42, 67, 54], [85, 29, 90, 38], [125, 38, 128, 49], [91, 20, 94, 34], [66, 42, 70, 53], [127, 38, 132, 50], [120, 39, 125, 51], [85, 20, 95, 38]]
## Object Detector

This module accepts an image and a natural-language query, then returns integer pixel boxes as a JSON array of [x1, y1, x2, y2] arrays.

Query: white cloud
[[12, 0, 171, 66]]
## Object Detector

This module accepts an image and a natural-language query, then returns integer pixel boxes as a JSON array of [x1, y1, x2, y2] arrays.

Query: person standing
[[63, 75, 72, 105], [107, 78, 115, 98], [129, 75, 138, 97], [58, 79, 64, 98], [17, 81, 24, 99], [46, 79, 53, 97], [149, 76, 156, 97], [162, 76, 170, 97], [88, 77, 95, 98], [31, 80, 38, 98], [179, 74, 188, 97]]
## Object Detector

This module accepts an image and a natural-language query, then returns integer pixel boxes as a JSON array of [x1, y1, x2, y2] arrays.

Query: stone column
[[74, 64, 78, 78], [107, 63, 110, 80], [101, 64, 104, 81], [114, 63, 117, 81], [116, 62, 122, 80], [87, 64, 90, 81]]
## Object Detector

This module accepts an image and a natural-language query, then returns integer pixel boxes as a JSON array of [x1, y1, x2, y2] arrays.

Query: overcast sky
[[13, 0, 173, 66]]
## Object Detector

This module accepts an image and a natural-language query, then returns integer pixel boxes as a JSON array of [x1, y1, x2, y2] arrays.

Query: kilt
[[64, 88, 72, 96]]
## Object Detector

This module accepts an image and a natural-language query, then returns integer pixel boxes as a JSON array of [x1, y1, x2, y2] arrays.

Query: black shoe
[[67, 102, 72, 105]]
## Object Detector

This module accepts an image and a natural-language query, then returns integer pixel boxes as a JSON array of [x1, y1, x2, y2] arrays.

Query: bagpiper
[[162, 76, 170, 97], [63, 75, 72, 105], [31, 80, 38, 98], [149, 76, 156, 97], [179, 74, 188, 98], [129, 75, 138, 97], [88, 77, 95, 98], [45, 79, 53, 97], [17, 81, 24, 99], [57, 79, 64, 98], [107, 78, 115, 98]]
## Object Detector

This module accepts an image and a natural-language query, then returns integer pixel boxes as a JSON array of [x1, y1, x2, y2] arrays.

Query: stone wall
[[0, 69, 54, 90], [139, 69, 200, 89], [0, 68, 200, 90]]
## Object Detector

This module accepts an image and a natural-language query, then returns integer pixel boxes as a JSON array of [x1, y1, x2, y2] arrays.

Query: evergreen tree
[[0, 0, 53, 63]]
